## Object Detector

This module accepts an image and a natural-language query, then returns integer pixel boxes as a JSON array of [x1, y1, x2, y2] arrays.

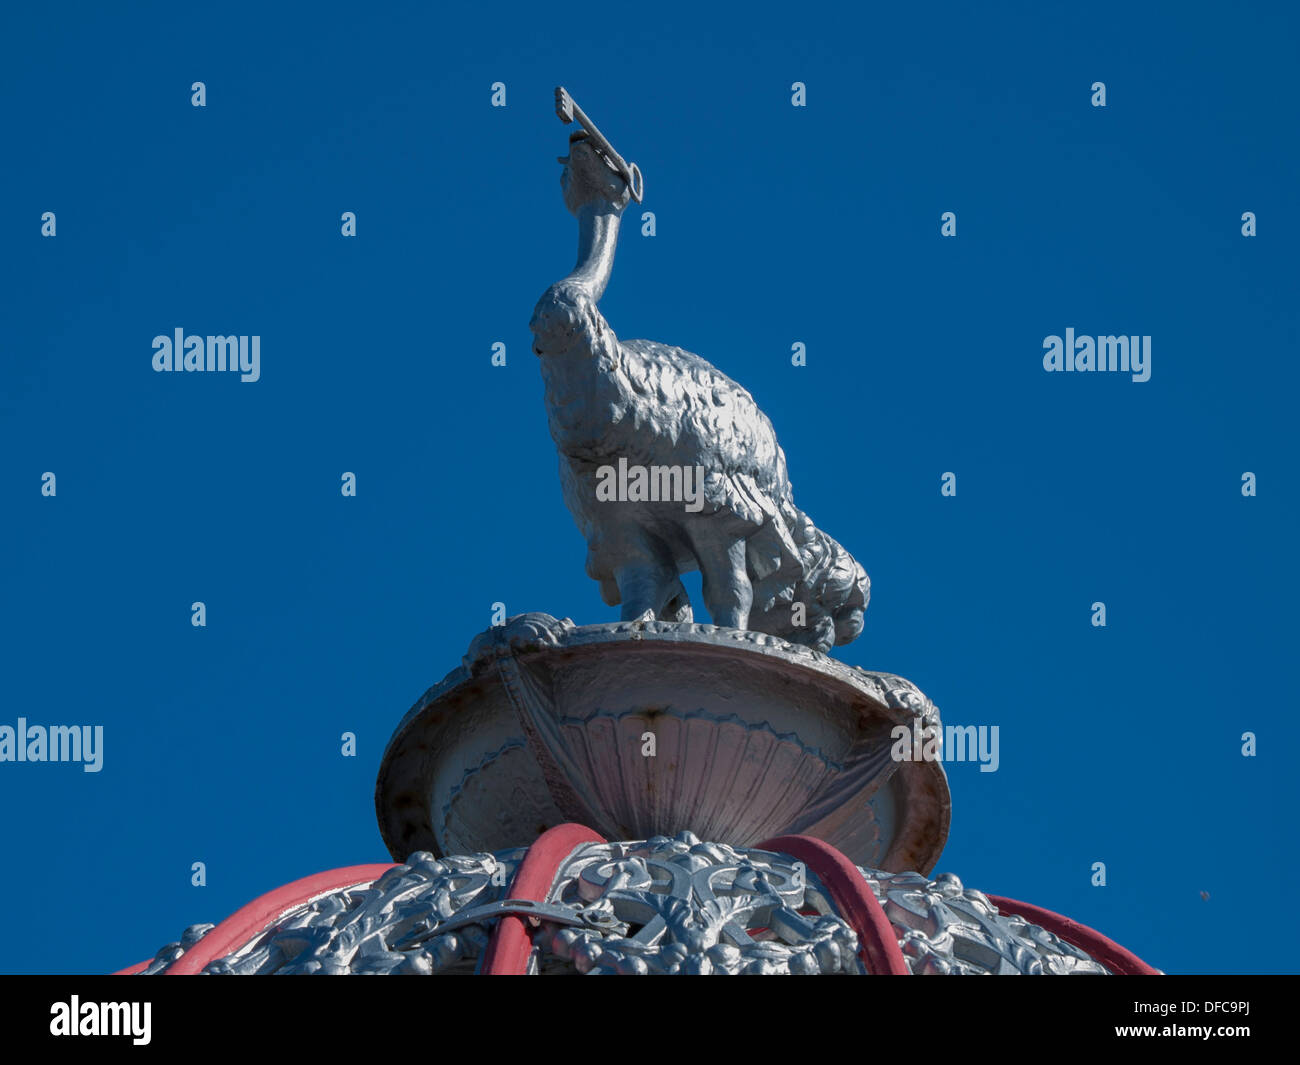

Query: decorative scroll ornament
[[866, 870, 1108, 976]]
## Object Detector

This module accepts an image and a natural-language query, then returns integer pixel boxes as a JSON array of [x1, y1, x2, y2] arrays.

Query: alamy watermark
[[1043, 329, 1151, 382], [0, 718, 103, 772], [891, 721, 1000, 773], [152, 328, 260, 382], [50, 997, 150, 1045], [595, 457, 706, 512]]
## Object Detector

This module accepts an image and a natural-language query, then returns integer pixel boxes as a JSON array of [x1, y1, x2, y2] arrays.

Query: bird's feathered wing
[[536, 287, 869, 649], [614, 338, 823, 614]]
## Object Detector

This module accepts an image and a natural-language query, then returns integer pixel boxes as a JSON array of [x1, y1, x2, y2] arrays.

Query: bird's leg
[[613, 535, 679, 621], [700, 540, 753, 630], [616, 561, 680, 621], [660, 577, 694, 623]]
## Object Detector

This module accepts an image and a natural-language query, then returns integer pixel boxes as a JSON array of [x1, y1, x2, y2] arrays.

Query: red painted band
[[112, 959, 150, 975], [758, 834, 911, 975], [155, 863, 397, 975], [985, 894, 1160, 975], [482, 823, 606, 975]]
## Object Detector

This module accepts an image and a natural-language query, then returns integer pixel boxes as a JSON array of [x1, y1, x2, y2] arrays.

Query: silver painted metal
[[533, 834, 862, 975], [554, 87, 644, 203], [211, 851, 524, 976], [128, 94, 1144, 983], [374, 612, 951, 874], [393, 897, 620, 947], [863, 869, 1111, 975], [137, 923, 214, 976], [531, 100, 869, 653], [139, 838, 1118, 976]]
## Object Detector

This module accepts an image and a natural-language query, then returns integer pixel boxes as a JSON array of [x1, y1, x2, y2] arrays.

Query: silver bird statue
[[530, 88, 870, 653]]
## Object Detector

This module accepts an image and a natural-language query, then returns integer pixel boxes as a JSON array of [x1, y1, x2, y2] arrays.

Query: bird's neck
[[566, 203, 623, 302]]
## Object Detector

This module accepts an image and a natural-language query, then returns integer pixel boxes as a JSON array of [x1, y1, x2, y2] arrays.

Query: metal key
[[555, 86, 644, 203]]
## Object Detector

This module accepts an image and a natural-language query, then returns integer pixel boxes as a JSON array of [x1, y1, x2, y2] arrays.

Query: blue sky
[[1, 1, 1296, 975]]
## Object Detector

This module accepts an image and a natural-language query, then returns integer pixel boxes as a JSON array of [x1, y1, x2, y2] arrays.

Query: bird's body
[[531, 136, 868, 652]]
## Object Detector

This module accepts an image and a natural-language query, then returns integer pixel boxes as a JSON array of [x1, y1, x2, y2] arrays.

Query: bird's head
[[559, 132, 631, 216]]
